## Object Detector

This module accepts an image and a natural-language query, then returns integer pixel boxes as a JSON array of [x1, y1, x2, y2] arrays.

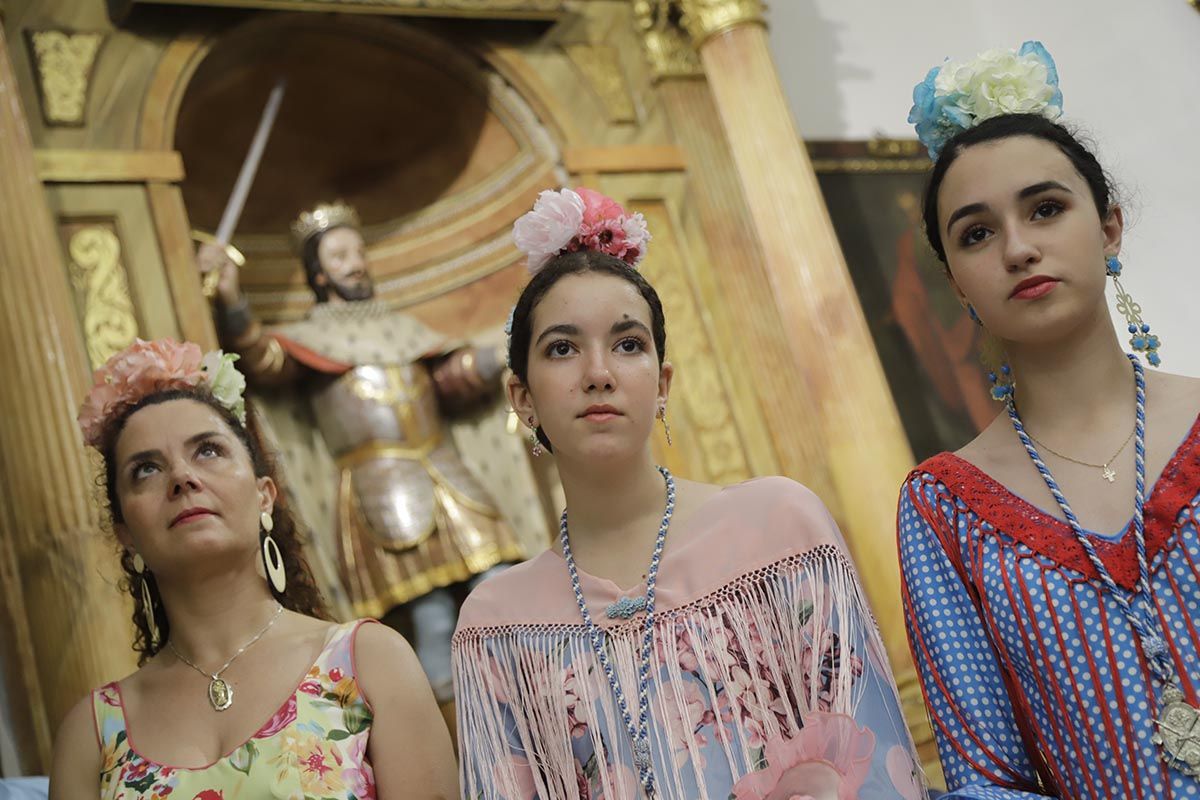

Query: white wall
[[769, 0, 1200, 377]]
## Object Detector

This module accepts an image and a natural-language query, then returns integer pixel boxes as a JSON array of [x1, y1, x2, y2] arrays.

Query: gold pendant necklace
[[167, 604, 284, 711], [1027, 426, 1134, 483], [1153, 684, 1200, 777]]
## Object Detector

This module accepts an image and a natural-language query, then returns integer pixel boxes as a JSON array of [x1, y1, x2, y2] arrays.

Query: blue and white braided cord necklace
[[560, 465, 674, 798], [1007, 354, 1199, 776]]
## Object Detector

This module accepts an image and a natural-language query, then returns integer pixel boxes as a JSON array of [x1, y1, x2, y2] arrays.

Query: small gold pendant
[[208, 677, 233, 711], [1102, 465, 1117, 483], [1153, 685, 1200, 776]]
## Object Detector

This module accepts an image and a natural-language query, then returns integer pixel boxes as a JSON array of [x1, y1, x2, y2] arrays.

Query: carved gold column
[[673, 0, 940, 777], [635, 1, 835, 501], [0, 19, 135, 757]]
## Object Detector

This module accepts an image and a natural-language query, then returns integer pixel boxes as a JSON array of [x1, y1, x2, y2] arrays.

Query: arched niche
[[141, 13, 567, 334]]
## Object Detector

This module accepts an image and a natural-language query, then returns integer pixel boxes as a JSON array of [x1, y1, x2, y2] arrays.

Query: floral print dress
[[452, 478, 927, 799], [93, 620, 376, 800]]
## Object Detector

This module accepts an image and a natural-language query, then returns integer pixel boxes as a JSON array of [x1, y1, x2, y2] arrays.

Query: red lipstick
[[1010, 275, 1060, 300], [170, 507, 216, 528]]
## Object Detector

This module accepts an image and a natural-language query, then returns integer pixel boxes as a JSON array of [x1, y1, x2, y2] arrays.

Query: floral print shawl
[[452, 478, 927, 799]]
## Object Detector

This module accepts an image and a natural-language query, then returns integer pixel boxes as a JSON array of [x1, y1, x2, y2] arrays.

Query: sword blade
[[215, 78, 287, 245]]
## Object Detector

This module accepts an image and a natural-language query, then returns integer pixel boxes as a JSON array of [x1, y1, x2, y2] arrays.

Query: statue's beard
[[328, 272, 374, 302]]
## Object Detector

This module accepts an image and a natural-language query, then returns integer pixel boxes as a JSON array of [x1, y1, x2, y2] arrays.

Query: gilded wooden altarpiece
[[0, 0, 938, 781]]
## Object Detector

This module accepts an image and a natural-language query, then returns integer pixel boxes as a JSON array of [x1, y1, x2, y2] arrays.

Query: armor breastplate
[[311, 364, 441, 456], [311, 364, 495, 551]]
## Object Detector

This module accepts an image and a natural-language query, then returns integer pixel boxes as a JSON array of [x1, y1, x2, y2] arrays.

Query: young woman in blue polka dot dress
[[897, 43, 1200, 798]]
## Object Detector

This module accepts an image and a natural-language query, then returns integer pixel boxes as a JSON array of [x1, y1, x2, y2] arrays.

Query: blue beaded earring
[[1106, 256, 1162, 366], [988, 364, 1015, 403], [969, 304, 1013, 403]]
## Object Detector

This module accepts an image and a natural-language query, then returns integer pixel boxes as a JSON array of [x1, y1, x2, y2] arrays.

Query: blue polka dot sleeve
[[898, 477, 1048, 799]]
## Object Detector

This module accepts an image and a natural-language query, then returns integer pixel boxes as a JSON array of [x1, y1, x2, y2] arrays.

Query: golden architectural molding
[[807, 138, 930, 174], [563, 44, 636, 123], [562, 144, 686, 174], [124, 0, 561, 18], [36, 149, 186, 183], [64, 224, 139, 369], [0, 20, 137, 747], [25, 29, 104, 127], [633, 0, 703, 82], [678, 0, 766, 47]]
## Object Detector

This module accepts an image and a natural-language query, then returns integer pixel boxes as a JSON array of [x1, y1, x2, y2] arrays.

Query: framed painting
[[809, 139, 996, 461]]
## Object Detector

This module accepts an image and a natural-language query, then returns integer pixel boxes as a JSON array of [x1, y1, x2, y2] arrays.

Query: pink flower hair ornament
[[77, 338, 248, 449], [512, 186, 651, 274]]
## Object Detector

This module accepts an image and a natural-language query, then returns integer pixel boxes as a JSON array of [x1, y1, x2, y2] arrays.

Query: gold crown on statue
[[290, 201, 361, 252]]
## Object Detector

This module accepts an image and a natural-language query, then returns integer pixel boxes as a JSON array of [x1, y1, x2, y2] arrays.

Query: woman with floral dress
[[49, 339, 457, 799]]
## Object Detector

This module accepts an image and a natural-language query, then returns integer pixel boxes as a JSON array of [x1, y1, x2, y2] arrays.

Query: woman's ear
[[657, 361, 675, 408], [507, 374, 537, 429], [1102, 205, 1125, 258], [257, 476, 278, 514]]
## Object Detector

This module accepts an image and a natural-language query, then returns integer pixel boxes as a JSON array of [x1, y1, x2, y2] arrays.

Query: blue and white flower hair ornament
[[909, 40, 1063, 161]]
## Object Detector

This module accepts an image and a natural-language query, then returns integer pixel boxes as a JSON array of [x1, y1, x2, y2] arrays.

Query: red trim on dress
[[913, 411, 1200, 590]]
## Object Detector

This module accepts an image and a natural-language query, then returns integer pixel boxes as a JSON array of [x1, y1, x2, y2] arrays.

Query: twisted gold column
[[675, 0, 940, 777], [0, 20, 135, 763]]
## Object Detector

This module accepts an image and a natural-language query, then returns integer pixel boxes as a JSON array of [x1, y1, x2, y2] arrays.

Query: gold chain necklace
[[167, 603, 284, 711], [1025, 427, 1135, 483]]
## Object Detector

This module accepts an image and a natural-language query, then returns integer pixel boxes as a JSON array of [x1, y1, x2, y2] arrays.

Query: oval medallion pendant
[[208, 677, 233, 711], [1152, 685, 1200, 776]]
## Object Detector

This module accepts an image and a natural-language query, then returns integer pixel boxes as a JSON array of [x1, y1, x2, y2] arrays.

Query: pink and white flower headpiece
[[77, 338, 247, 448], [512, 187, 651, 273]]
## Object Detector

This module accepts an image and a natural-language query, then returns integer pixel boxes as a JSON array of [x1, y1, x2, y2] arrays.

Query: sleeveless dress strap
[[91, 682, 131, 764]]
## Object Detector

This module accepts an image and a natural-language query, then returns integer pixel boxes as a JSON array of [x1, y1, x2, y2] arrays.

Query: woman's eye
[[132, 462, 158, 481], [615, 337, 645, 354], [546, 341, 575, 358], [1032, 200, 1063, 220], [197, 441, 224, 459], [959, 225, 991, 246]]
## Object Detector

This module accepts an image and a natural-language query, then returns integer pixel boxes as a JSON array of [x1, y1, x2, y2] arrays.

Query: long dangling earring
[[527, 417, 545, 457], [988, 364, 1015, 404], [973, 310, 1014, 403], [260, 511, 287, 594], [132, 553, 160, 649], [984, 331, 1012, 407], [1107, 256, 1162, 366], [657, 404, 673, 447]]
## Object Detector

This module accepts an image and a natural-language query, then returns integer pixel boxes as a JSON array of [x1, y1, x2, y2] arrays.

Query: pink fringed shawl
[[452, 478, 926, 800]]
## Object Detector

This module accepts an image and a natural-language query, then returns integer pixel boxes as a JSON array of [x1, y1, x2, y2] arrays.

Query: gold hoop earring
[[132, 553, 160, 649], [657, 405, 673, 447], [260, 511, 287, 594]]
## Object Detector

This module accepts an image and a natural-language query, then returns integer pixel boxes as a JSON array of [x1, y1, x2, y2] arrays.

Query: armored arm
[[428, 343, 505, 413], [213, 293, 304, 388]]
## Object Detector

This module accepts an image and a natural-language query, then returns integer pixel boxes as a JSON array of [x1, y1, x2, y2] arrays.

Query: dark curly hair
[[922, 113, 1117, 264], [100, 387, 329, 664], [507, 249, 667, 452]]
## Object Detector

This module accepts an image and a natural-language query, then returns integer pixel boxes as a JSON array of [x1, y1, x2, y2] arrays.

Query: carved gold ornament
[[27, 30, 104, 126], [67, 226, 139, 369], [124, 0, 561, 16], [633, 0, 703, 81], [677, 0, 766, 46]]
